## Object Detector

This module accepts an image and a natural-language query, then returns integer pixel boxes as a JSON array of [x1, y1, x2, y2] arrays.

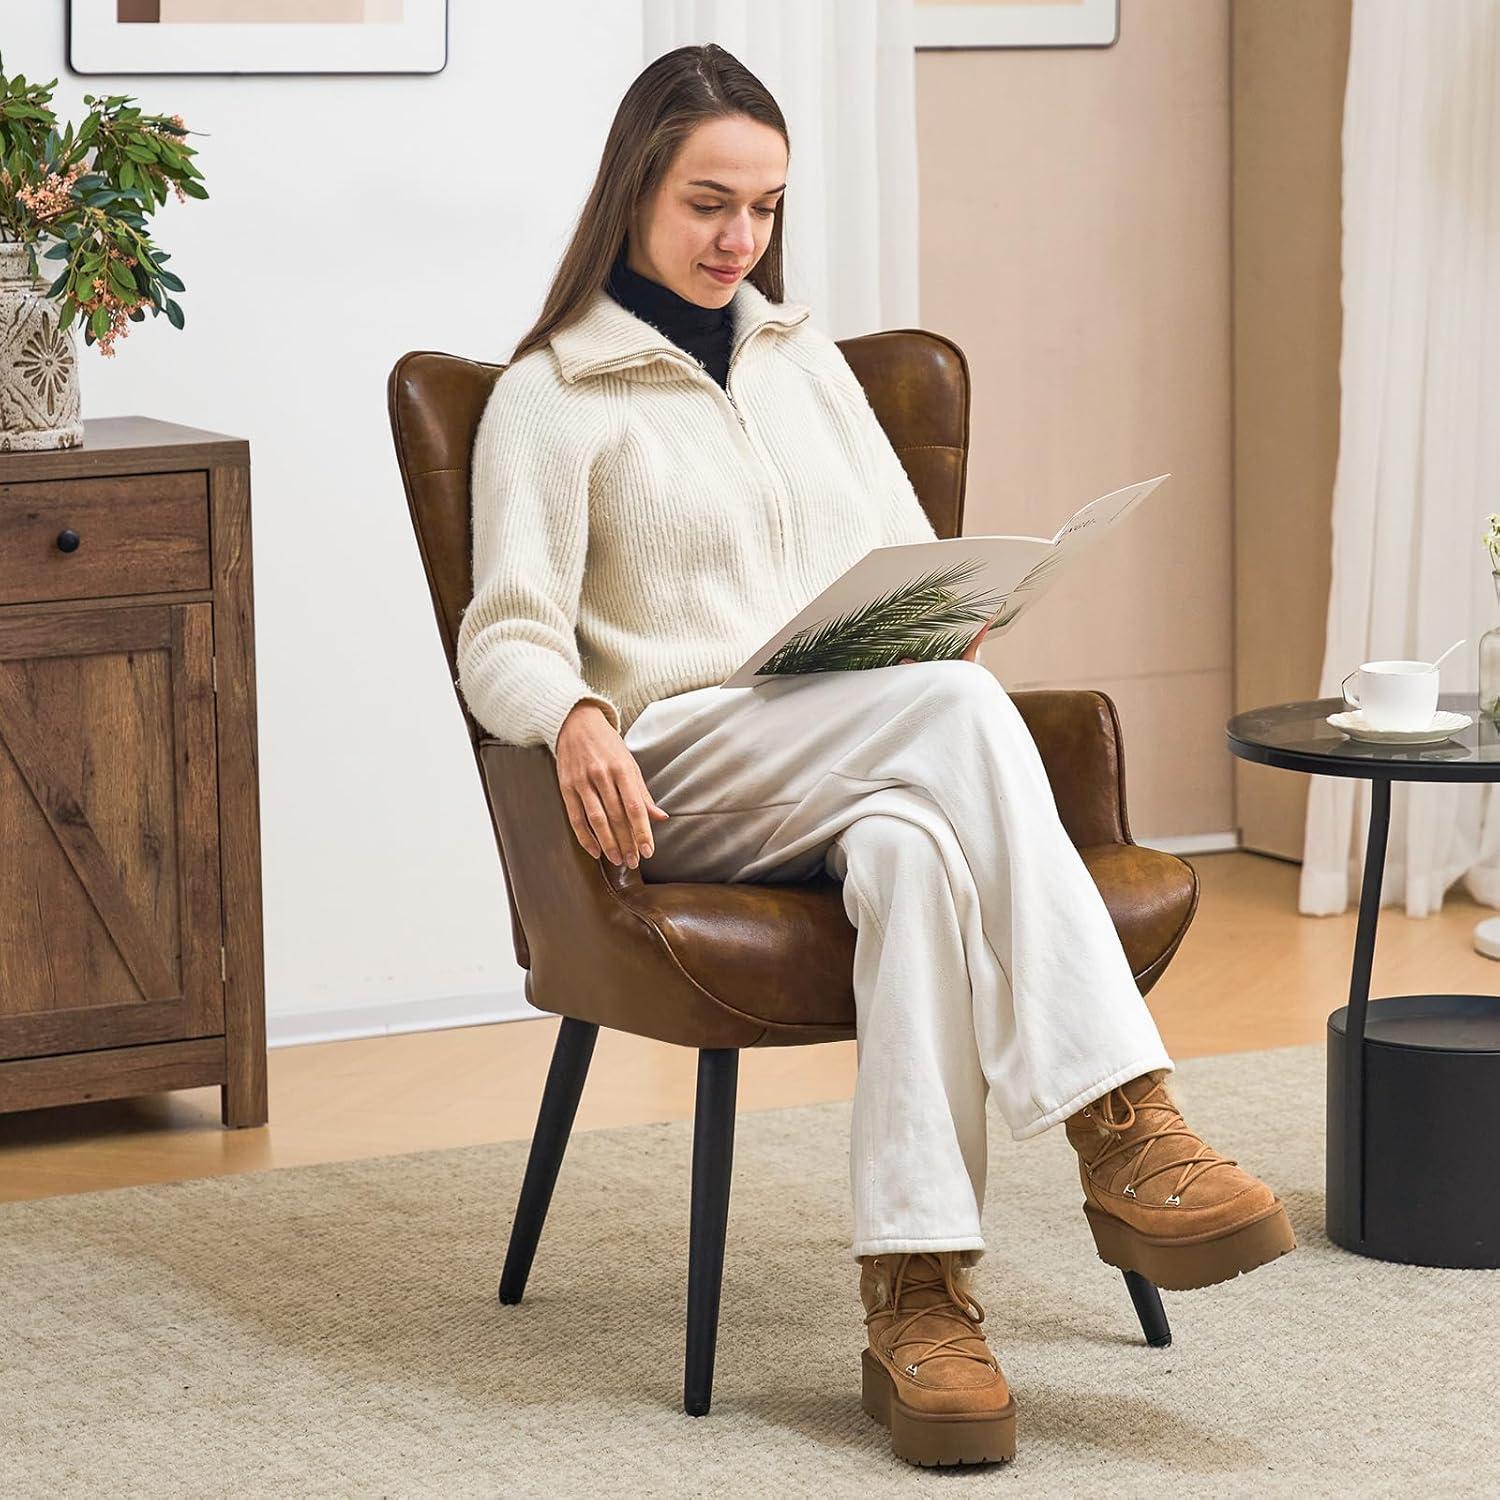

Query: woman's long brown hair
[[508, 43, 790, 367]]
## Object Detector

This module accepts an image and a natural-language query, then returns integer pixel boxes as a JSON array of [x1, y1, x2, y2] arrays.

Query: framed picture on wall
[[67, 0, 448, 75], [915, 0, 1120, 50]]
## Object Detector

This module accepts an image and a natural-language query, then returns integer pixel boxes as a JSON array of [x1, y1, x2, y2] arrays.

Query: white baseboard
[[1134, 830, 1241, 856], [268, 831, 1243, 1048], [267, 985, 544, 1049]]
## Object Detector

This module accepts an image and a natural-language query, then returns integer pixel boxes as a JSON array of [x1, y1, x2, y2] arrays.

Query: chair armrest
[[472, 737, 834, 1048], [1008, 688, 1131, 849], [473, 737, 642, 970]]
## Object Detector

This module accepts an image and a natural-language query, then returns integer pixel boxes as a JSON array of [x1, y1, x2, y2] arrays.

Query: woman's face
[[628, 114, 788, 308]]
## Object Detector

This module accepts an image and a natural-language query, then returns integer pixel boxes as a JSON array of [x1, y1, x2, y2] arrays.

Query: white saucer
[[1326, 708, 1472, 744]]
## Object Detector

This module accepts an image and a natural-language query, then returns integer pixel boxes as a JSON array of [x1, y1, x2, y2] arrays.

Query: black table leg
[[1338, 774, 1391, 1247]]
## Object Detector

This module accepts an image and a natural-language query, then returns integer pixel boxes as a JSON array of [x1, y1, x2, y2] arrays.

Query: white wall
[[7, 3, 645, 1044]]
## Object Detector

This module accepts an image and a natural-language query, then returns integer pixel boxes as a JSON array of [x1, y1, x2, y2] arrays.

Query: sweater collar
[[551, 274, 811, 385]]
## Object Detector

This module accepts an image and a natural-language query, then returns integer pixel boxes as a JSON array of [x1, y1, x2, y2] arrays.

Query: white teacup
[[1341, 660, 1439, 730]]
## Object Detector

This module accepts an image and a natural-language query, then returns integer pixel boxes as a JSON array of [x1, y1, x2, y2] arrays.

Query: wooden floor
[[5, 850, 1499, 1204]]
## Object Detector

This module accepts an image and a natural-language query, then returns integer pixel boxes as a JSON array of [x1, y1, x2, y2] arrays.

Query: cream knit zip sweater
[[457, 277, 940, 754]]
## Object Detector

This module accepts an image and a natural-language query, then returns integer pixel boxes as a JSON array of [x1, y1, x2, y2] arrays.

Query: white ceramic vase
[[0, 238, 84, 451]]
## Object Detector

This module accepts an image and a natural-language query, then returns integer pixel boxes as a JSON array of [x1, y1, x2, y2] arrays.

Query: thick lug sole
[[1082, 1197, 1297, 1290], [860, 1347, 1016, 1467]]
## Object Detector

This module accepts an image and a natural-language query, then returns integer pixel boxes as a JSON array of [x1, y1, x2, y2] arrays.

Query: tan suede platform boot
[[857, 1250, 1017, 1467], [1063, 1068, 1297, 1290]]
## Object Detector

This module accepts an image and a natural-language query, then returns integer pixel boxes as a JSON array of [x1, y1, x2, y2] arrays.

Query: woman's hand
[[899, 619, 991, 666], [555, 702, 670, 869]]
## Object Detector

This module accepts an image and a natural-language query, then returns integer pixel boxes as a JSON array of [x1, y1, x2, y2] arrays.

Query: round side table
[[1226, 692, 1500, 1269]]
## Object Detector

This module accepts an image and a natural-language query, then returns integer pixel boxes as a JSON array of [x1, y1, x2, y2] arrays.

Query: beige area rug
[[3, 1040, 1498, 1497]]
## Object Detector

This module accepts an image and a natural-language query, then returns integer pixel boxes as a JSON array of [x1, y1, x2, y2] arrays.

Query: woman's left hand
[[898, 619, 991, 667]]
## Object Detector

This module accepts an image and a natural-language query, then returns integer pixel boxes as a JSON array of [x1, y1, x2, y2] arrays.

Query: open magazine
[[719, 474, 1170, 688]]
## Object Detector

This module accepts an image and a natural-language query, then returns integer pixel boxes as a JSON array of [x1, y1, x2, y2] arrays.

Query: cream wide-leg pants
[[622, 659, 1176, 1260]]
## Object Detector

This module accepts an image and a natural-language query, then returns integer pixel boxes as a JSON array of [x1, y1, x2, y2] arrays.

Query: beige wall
[[916, 0, 1235, 843], [1231, 0, 1350, 859]]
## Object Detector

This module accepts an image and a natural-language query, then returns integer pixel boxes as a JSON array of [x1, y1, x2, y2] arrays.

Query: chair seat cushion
[[614, 841, 1197, 1048], [620, 876, 858, 1045]]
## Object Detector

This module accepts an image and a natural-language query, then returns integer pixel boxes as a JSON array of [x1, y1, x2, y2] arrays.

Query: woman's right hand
[[554, 701, 670, 869]]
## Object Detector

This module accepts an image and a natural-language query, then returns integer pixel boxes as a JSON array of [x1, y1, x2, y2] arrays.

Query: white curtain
[[1300, 0, 1500, 918], [641, 0, 919, 341]]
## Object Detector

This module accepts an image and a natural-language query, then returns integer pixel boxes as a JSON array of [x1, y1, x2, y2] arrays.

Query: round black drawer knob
[[56, 528, 80, 553]]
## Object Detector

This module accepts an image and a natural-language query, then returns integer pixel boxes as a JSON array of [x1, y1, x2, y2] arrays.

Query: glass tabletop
[[1226, 693, 1500, 782]]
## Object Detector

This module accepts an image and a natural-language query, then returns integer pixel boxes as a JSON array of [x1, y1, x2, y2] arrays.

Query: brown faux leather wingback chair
[[387, 331, 1199, 1418]]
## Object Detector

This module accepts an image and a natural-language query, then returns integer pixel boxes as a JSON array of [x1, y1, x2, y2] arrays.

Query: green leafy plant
[[1485, 513, 1500, 574], [759, 561, 1015, 676], [0, 52, 207, 358]]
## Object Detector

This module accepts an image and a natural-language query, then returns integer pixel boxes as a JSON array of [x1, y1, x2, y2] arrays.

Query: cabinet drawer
[[0, 471, 211, 605]]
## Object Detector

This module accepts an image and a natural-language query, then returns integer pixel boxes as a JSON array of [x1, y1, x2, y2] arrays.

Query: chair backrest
[[386, 328, 972, 752], [387, 329, 971, 973]]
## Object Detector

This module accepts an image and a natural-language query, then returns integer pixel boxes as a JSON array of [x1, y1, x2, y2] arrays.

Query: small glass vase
[[1480, 572, 1500, 720]]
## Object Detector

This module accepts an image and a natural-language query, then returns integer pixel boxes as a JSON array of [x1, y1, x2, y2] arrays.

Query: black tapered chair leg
[[684, 1046, 739, 1417], [498, 1016, 599, 1305], [1122, 1269, 1171, 1347]]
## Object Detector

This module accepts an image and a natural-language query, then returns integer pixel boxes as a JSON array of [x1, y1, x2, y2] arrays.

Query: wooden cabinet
[[0, 417, 266, 1127]]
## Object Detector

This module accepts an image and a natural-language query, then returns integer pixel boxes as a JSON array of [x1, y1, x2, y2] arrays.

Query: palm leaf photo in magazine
[[721, 473, 1170, 688]]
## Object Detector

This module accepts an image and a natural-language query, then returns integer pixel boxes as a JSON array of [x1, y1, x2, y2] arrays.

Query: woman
[[457, 43, 1295, 1469]]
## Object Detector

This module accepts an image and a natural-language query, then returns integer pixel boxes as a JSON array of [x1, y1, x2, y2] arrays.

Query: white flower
[[1484, 514, 1500, 572]]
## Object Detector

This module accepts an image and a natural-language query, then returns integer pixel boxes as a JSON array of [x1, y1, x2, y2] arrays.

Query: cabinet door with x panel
[[0, 601, 224, 1058]]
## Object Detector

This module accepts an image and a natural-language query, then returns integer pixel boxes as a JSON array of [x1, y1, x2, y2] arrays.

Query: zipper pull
[[726, 389, 749, 434]]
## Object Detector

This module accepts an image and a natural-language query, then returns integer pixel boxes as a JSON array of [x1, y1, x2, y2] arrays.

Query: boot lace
[[865, 1255, 998, 1379], [1083, 1075, 1242, 1205]]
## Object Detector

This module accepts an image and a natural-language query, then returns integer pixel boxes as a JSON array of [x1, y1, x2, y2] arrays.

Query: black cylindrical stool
[[1327, 994, 1500, 1267]]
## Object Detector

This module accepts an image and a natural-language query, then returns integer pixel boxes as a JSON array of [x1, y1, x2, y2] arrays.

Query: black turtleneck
[[605, 248, 734, 389]]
